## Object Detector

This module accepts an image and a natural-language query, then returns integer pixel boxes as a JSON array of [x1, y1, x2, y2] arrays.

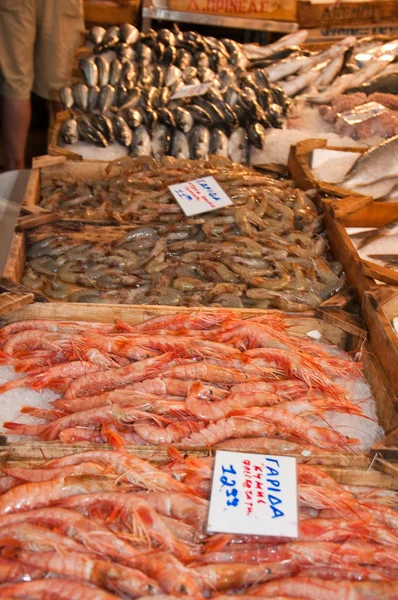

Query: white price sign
[[169, 176, 233, 216], [170, 81, 212, 100], [207, 450, 298, 538]]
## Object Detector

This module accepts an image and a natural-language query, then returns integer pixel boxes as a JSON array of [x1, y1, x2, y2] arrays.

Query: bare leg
[[0, 96, 31, 170]]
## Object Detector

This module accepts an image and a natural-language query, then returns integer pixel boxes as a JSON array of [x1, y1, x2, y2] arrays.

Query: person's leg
[[0, 96, 31, 170], [0, 0, 36, 170]]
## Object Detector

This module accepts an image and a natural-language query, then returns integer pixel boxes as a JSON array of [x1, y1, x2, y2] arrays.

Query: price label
[[170, 81, 212, 100], [338, 101, 388, 125], [169, 176, 233, 216], [207, 450, 298, 538]]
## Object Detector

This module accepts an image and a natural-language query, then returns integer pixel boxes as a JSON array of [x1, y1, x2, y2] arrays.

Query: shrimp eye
[[266, 568, 272, 575], [180, 585, 188, 594]]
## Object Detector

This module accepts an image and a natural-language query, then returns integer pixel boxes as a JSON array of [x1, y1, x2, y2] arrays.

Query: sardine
[[173, 107, 194, 133], [229, 128, 248, 164], [60, 118, 78, 144], [126, 108, 143, 129], [88, 26, 106, 46], [90, 114, 115, 143], [113, 116, 133, 147], [109, 59, 123, 86], [120, 23, 139, 45], [120, 61, 137, 90], [158, 28, 176, 46], [152, 124, 171, 161], [248, 122, 268, 149], [170, 130, 189, 159], [166, 65, 182, 87], [77, 116, 107, 147], [130, 125, 152, 157], [176, 49, 192, 70], [189, 125, 210, 160], [80, 58, 98, 87], [98, 84, 115, 113], [117, 43, 135, 63], [157, 107, 176, 128], [95, 56, 110, 87], [210, 128, 229, 157], [59, 87, 73, 110], [87, 86, 100, 112], [101, 26, 120, 50], [72, 84, 88, 111]]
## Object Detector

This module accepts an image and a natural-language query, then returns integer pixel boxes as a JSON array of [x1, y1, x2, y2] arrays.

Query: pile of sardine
[[22, 156, 343, 310], [59, 23, 290, 163]]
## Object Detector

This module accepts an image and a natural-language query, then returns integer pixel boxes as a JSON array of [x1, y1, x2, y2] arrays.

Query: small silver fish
[[88, 26, 106, 46], [95, 56, 110, 87], [189, 125, 210, 160], [342, 135, 398, 190], [121, 62, 137, 90], [87, 86, 100, 112], [60, 118, 78, 144], [210, 128, 229, 157], [98, 84, 115, 113], [171, 130, 190, 159], [80, 58, 98, 87], [126, 108, 143, 129], [109, 58, 123, 86], [72, 84, 88, 111], [130, 125, 152, 157], [113, 116, 133, 147], [77, 116, 107, 147], [101, 26, 120, 49], [166, 65, 182, 88], [173, 107, 194, 133], [229, 128, 249, 164], [91, 114, 115, 143], [59, 87, 73, 110], [152, 124, 171, 161], [119, 23, 139, 45]]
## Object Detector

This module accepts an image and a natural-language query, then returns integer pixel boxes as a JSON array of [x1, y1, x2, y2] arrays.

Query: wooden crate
[[167, 0, 297, 22], [298, 0, 398, 28], [362, 287, 398, 401], [288, 139, 398, 297], [0, 302, 396, 465], [84, 0, 141, 26]]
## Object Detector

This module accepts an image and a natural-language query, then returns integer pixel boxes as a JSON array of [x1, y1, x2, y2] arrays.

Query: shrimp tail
[[3, 422, 43, 436], [20, 406, 67, 421], [115, 320, 135, 333]]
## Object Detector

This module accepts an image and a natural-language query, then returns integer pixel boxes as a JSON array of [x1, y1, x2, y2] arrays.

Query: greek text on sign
[[170, 82, 212, 100], [207, 450, 298, 538], [169, 176, 233, 216]]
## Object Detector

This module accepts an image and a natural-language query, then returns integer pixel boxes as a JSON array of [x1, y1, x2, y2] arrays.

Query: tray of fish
[[0, 447, 397, 599], [288, 138, 398, 293], [4, 156, 348, 311], [0, 303, 395, 461], [52, 27, 398, 163], [362, 286, 398, 402]]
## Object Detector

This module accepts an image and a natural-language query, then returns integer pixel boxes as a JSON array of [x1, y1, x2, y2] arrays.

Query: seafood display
[[0, 449, 396, 598], [59, 24, 291, 162], [0, 313, 382, 452], [22, 157, 342, 310], [348, 219, 398, 272]]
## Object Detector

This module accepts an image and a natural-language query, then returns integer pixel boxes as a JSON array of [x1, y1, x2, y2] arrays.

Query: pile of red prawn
[[0, 450, 397, 598], [0, 311, 369, 452]]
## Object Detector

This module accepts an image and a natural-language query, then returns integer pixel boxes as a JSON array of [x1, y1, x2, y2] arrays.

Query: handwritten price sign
[[169, 176, 233, 216], [207, 450, 298, 538]]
